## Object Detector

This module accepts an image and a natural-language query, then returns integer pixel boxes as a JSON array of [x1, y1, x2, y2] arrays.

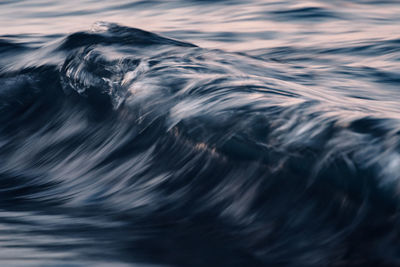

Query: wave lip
[[60, 22, 197, 50]]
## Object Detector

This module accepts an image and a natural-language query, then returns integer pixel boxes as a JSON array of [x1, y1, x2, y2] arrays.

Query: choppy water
[[1, 1, 400, 266]]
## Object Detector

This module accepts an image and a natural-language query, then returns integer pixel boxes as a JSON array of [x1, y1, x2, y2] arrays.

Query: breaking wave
[[1, 22, 400, 266]]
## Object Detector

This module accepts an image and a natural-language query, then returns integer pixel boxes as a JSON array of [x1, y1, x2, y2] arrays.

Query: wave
[[0, 22, 400, 266]]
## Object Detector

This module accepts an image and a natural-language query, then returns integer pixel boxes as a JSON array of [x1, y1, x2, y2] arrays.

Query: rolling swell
[[1, 22, 400, 266]]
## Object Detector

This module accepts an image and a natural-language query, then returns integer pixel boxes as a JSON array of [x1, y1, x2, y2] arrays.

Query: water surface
[[1, 1, 400, 266]]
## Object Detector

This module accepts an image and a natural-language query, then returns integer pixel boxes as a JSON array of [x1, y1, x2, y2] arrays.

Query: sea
[[1, 0, 400, 266]]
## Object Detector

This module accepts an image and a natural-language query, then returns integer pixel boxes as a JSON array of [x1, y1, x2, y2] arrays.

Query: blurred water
[[1, 0, 400, 266]]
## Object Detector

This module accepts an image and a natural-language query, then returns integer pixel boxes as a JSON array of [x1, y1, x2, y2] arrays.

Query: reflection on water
[[1, 0, 400, 266], [2, 0, 400, 51]]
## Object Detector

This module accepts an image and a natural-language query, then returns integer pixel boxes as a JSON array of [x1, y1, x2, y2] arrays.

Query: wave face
[[1, 22, 400, 266]]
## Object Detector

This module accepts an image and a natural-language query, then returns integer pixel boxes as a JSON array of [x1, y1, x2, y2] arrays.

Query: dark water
[[1, 1, 400, 266]]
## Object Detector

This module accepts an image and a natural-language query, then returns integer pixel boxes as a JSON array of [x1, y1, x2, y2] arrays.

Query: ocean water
[[1, 0, 400, 266]]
